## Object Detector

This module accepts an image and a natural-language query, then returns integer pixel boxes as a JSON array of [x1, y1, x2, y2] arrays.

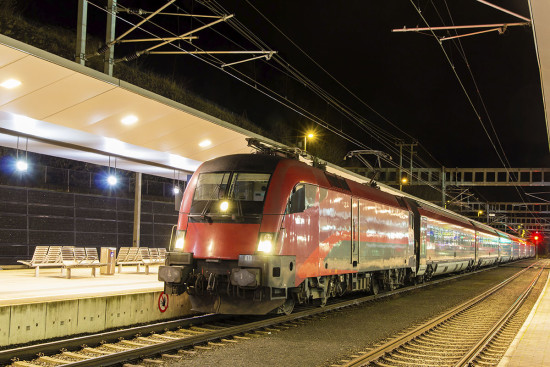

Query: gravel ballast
[[167, 261, 541, 367]]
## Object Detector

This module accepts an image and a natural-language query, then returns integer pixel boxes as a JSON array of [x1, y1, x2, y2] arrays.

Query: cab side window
[[305, 184, 317, 210], [287, 184, 318, 214], [288, 184, 305, 214]]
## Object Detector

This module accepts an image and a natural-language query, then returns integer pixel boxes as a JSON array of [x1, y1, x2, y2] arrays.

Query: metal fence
[[0, 185, 178, 265]]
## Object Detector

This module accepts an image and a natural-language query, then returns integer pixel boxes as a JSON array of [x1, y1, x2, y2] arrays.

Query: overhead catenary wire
[[439, 0, 545, 226], [207, 1, 416, 153], [411, 0, 542, 228], [86, 0, 459, 198], [114, 0, 415, 165], [196, 0, 546, 228], [87, 0, 467, 203], [194, 1, 419, 155], [172, 3, 462, 193], [176, 0, 442, 171]]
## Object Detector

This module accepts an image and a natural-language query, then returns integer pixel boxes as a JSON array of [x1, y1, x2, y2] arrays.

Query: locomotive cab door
[[351, 198, 359, 267]]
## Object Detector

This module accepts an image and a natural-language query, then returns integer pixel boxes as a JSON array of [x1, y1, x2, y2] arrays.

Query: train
[[158, 140, 535, 315]]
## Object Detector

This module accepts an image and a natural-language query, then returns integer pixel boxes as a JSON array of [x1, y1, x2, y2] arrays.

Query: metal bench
[[158, 248, 166, 262], [84, 247, 100, 264], [18, 246, 63, 277], [60, 246, 104, 279], [139, 247, 166, 274], [116, 247, 145, 273], [148, 248, 167, 264]]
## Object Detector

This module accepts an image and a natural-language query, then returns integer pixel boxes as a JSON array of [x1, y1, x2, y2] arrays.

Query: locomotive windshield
[[189, 172, 271, 223]]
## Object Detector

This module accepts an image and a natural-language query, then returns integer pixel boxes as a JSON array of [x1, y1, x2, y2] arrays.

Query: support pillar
[[76, 0, 88, 65], [441, 166, 446, 207], [133, 172, 142, 248], [104, 0, 117, 76], [409, 144, 414, 184], [399, 144, 403, 191]]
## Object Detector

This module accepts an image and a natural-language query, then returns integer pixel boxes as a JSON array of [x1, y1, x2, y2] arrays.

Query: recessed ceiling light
[[1, 79, 21, 89], [121, 115, 138, 125], [199, 139, 211, 147]]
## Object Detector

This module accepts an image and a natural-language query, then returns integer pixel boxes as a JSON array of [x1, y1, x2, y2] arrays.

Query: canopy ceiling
[[0, 34, 261, 179]]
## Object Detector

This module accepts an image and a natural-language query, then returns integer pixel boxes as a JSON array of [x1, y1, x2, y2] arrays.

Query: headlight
[[173, 230, 186, 251], [220, 200, 229, 212], [257, 232, 276, 253]]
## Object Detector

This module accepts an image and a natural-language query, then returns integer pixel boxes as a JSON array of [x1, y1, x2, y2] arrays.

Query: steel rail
[[0, 314, 225, 364], [4, 261, 524, 366], [341, 260, 542, 367], [455, 263, 546, 366]]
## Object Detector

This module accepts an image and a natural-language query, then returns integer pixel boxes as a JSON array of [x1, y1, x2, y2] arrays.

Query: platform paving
[[0, 266, 163, 306], [499, 270, 550, 367]]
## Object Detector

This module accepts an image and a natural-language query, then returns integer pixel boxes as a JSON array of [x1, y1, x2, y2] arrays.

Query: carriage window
[[287, 184, 317, 214]]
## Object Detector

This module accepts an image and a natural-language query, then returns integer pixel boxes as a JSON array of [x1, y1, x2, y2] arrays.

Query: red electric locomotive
[[159, 140, 534, 314]]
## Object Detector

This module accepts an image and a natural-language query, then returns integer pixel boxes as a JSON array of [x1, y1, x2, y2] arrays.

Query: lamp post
[[304, 133, 314, 153]]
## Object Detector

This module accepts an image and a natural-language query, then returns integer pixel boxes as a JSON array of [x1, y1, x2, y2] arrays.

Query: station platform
[[0, 266, 191, 347], [499, 268, 550, 366], [0, 266, 163, 306]]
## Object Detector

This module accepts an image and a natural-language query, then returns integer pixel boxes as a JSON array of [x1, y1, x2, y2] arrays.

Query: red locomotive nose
[[185, 222, 261, 259]]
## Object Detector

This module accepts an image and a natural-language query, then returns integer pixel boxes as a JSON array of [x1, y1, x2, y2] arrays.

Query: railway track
[[2, 262, 530, 367], [337, 260, 548, 367]]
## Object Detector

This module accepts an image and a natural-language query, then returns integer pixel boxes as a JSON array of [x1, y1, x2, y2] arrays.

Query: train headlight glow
[[257, 233, 275, 253], [220, 201, 229, 212], [173, 230, 186, 251]]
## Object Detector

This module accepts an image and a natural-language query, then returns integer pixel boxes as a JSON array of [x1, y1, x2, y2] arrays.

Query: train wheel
[[371, 280, 379, 295], [277, 298, 295, 315]]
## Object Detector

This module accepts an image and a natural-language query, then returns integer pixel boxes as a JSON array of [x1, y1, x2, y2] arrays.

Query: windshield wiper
[[199, 181, 226, 222]]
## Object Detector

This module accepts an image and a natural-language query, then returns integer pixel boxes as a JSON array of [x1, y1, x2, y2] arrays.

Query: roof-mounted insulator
[[127, 8, 145, 15], [246, 138, 301, 160], [95, 44, 110, 56], [116, 52, 142, 63]]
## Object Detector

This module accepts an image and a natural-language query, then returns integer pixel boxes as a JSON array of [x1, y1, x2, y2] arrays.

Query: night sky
[[159, 0, 546, 168], [219, 0, 547, 168], [17, 0, 550, 203]]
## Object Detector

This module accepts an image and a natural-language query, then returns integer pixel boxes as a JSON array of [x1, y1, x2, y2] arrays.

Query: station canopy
[[0, 35, 260, 179], [0, 34, 370, 186]]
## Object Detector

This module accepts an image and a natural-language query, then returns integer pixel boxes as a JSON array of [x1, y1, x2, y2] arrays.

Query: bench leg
[[137, 264, 140, 272], [92, 267, 96, 277], [145, 265, 149, 275], [118, 264, 122, 273], [35, 267, 39, 277], [66, 268, 71, 279]]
